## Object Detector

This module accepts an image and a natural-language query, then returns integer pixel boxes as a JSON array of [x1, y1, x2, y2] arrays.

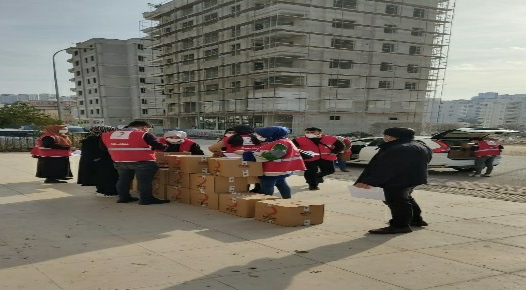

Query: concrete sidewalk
[[1, 153, 526, 290]]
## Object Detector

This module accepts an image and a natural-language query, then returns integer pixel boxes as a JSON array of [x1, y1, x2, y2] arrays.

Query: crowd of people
[[30, 122, 504, 234]]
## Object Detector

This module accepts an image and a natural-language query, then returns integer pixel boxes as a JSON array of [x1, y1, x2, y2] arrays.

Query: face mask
[[166, 138, 184, 144], [305, 133, 319, 138], [224, 133, 234, 138], [59, 129, 68, 134], [254, 134, 267, 141]]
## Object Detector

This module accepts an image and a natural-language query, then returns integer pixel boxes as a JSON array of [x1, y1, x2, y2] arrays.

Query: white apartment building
[[67, 38, 165, 128], [478, 95, 526, 129], [143, 0, 454, 134]]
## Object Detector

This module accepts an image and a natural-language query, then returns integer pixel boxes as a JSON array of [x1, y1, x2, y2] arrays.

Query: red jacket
[[101, 130, 155, 162], [222, 135, 261, 153], [31, 134, 71, 157], [294, 135, 338, 161], [474, 140, 501, 157], [258, 139, 306, 175], [158, 137, 195, 152]]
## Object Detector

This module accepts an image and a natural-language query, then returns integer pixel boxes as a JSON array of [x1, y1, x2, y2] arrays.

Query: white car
[[349, 128, 517, 171]]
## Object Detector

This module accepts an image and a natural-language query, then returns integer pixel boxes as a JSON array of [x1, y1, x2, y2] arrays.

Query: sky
[[0, 0, 525, 100]]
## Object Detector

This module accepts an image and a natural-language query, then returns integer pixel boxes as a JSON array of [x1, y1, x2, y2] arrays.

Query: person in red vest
[[32, 125, 74, 183], [239, 126, 305, 199], [292, 127, 344, 190], [159, 131, 204, 155], [208, 124, 263, 156], [101, 121, 169, 205], [469, 137, 504, 177]]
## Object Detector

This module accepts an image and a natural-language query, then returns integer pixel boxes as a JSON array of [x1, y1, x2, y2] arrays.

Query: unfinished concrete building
[[143, 0, 455, 134]]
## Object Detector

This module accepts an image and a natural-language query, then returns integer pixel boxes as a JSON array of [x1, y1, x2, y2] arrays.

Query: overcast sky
[[0, 0, 525, 100]]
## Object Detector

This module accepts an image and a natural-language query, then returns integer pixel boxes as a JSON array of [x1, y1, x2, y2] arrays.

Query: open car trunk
[[431, 128, 516, 160]]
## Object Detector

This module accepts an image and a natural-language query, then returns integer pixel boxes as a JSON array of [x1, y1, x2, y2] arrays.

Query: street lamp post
[[52, 48, 68, 121]]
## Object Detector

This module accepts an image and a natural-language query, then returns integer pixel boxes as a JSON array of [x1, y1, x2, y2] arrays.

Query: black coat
[[78, 136, 118, 194], [355, 139, 432, 188]]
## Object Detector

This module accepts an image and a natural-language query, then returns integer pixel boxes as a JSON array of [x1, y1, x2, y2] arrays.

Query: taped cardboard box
[[167, 170, 191, 188], [208, 158, 263, 177], [190, 174, 248, 194], [153, 181, 167, 199], [166, 186, 191, 204], [155, 152, 191, 167], [190, 188, 221, 210], [254, 199, 325, 226], [153, 168, 170, 185], [219, 193, 281, 218], [168, 155, 209, 173]]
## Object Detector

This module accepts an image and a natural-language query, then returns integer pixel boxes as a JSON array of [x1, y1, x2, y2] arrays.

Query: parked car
[[349, 128, 517, 171]]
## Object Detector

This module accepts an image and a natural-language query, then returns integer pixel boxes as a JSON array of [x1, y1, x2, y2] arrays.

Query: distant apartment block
[[143, 0, 455, 134], [66, 38, 164, 127]]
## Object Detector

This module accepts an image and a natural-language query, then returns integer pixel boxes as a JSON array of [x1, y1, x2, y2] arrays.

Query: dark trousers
[[304, 159, 335, 187], [114, 161, 158, 201], [383, 186, 423, 228], [474, 156, 496, 175], [259, 175, 292, 199]]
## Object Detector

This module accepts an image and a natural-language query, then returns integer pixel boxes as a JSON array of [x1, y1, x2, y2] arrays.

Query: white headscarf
[[164, 131, 187, 139], [163, 131, 187, 144]]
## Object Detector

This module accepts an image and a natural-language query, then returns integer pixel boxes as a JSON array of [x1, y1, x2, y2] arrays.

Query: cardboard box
[[155, 152, 191, 167], [208, 158, 263, 177], [168, 155, 209, 173], [219, 193, 281, 218], [190, 188, 221, 210], [167, 171, 191, 188], [166, 186, 191, 204], [190, 174, 248, 194], [152, 181, 167, 199], [254, 199, 325, 226], [131, 178, 138, 192], [153, 168, 170, 185]]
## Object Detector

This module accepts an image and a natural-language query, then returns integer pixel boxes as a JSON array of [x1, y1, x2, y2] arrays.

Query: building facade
[[143, 0, 455, 134], [67, 38, 165, 128]]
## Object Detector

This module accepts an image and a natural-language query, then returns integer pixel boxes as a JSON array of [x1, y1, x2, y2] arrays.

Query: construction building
[[143, 0, 455, 134], [66, 38, 165, 128]]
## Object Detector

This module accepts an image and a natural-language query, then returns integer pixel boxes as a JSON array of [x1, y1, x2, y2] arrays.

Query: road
[[196, 138, 526, 202]]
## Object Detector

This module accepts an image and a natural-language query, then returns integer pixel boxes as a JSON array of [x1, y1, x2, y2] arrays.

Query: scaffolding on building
[[142, 0, 456, 134]]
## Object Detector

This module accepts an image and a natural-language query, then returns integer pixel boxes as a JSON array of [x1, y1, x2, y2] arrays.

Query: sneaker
[[308, 185, 320, 191], [96, 193, 118, 198], [139, 198, 171, 205], [340, 168, 349, 172], [116, 197, 139, 203], [368, 226, 412, 234], [410, 220, 429, 227], [469, 174, 481, 177], [482, 173, 491, 177]]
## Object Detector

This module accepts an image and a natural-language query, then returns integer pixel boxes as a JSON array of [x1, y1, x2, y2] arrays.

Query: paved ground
[[1, 152, 526, 290]]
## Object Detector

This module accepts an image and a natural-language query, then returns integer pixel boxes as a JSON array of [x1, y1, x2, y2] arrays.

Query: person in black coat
[[77, 125, 119, 197], [354, 127, 432, 234]]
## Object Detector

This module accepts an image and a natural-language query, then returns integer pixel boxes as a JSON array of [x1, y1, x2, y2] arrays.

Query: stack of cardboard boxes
[[134, 155, 326, 226]]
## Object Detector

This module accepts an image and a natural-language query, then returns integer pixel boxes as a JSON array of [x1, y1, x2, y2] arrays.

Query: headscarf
[[232, 124, 254, 135], [255, 126, 290, 142], [43, 125, 71, 146], [164, 131, 187, 139], [89, 125, 116, 137]]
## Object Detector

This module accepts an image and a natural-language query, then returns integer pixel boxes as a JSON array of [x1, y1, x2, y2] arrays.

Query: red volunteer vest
[[474, 140, 501, 157], [31, 134, 71, 157], [294, 135, 338, 161], [102, 130, 155, 162], [158, 137, 195, 152], [259, 139, 306, 174], [222, 135, 261, 153]]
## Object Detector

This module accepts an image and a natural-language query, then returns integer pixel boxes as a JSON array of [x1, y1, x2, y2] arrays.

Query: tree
[[0, 102, 62, 129]]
